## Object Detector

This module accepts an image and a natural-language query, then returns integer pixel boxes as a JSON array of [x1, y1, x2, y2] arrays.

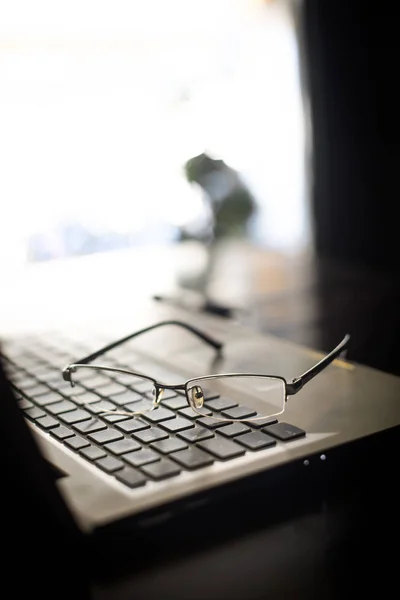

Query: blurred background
[[1, 0, 398, 374]]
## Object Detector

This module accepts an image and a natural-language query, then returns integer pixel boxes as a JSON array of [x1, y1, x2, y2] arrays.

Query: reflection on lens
[[186, 375, 285, 421]]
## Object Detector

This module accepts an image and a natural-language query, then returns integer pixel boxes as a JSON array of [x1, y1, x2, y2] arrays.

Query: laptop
[[1, 298, 400, 561]]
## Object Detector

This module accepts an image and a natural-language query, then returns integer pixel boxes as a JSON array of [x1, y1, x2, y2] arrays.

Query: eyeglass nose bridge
[[153, 385, 164, 404]]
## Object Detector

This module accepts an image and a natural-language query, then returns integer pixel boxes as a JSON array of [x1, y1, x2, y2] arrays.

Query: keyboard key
[[115, 467, 147, 489], [205, 397, 238, 412], [111, 390, 143, 406], [124, 399, 154, 413], [23, 383, 50, 397], [24, 406, 46, 420], [105, 438, 141, 455], [82, 373, 112, 388], [263, 422, 306, 441], [50, 426, 74, 440], [115, 418, 150, 434], [158, 389, 179, 401], [34, 392, 63, 406], [142, 407, 175, 424], [101, 413, 130, 423], [141, 459, 181, 480], [196, 417, 229, 430], [177, 426, 215, 443], [201, 387, 220, 401], [245, 415, 278, 429], [65, 435, 90, 450], [133, 427, 168, 444], [159, 417, 194, 434], [178, 406, 212, 420], [150, 437, 187, 454], [171, 447, 214, 470], [60, 409, 91, 425], [236, 431, 276, 451], [124, 448, 160, 467], [47, 400, 77, 415], [36, 416, 59, 430], [73, 418, 107, 435], [79, 445, 106, 461], [221, 406, 257, 420], [18, 398, 33, 410], [218, 423, 251, 438], [161, 396, 188, 410], [98, 382, 127, 397], [132, 380, 154, 394], [58, 385, 88, 398], [85, 400, 117, 415], [95, 456, 124, 473], [88, 428, 123, 445], [197, 437, 245, 460]]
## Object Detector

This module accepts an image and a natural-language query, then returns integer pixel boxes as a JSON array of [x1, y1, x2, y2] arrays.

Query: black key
[[178, 406, 212, 420], [177, 426, 215, 443], [159, 417, 194, 434], [73, 418, 107, 435], [124, 448, 160, 467], [88, 428, 123, 445], [65, 436, 90, 450], [161, 396, 188, 410], [36, 416, 59, 430], [115, 418, 149, 434], [263, 422, 306, 441], [150, 437, 187, 454], [132, 380, 154, 394], [158, 389, 179, 401], [85, 400, 117, 415], [197, 437, 245, 460], [205, 397, 238, 412], [142, 407, 175, 424], [171, 447, 214, 470], [245, 415, 278, 429], [60, 409, 91, 425], [18, 398, 33, 410], [111, 390, 143, 406], [34, 392, 63, 407], [95, 456, 124, 473], [58, 385, 88, 398], [124, 399, 154, 413], [79, 445, 106, 461], [24, 406, 46, 420], [201, 387, 220, 401], [218, 423, 251, 438], [115, 467, 147, 489], [47, 400, 77, 415], [105, 438, 141, 455], [22, 383, 50, 397], [98, 382, 127, 397], [141, 459, 181, 480], [50, 426, 74, 440], [196, 417, 229, 430], [82, 373, 112, 388], [72, 391, 101, 405], [102, 413, 130, 423], [236, 431, 276, 450], [133, 427, 168, 444], [221, 406, 257, 420]]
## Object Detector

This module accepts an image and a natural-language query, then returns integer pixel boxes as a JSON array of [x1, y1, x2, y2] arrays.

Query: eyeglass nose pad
[[190, 385, 204, 409], [153, 387, 164, 404]]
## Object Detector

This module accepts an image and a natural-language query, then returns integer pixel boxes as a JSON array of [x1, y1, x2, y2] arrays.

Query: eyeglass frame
[[62, 320, 350, 422]]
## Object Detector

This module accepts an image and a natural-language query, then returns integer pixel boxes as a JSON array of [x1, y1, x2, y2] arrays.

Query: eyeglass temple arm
[[72, 320, 223, 366], [286, 334, 351, 396]]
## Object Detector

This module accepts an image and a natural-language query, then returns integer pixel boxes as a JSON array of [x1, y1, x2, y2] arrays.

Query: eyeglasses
[[62, 321, 350, 424]]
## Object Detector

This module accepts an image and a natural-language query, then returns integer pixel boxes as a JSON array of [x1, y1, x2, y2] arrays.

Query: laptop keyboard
[[1, 337, 306, 489]]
